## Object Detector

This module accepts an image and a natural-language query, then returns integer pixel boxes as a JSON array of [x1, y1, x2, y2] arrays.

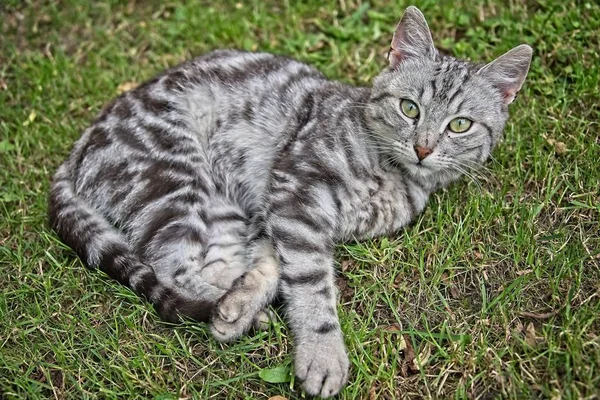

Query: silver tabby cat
[[49, 7, 532, 397]]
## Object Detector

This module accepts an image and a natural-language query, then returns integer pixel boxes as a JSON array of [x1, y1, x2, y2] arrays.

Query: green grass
[[1, 0, 599, 399]]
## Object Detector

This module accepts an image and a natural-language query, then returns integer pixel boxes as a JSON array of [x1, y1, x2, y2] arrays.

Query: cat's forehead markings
[[420, 83, 434, 104]]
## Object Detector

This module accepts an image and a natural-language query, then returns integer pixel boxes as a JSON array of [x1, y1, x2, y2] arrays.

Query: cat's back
[[62, 50, 333, 220], [79, 49, 330, 157]]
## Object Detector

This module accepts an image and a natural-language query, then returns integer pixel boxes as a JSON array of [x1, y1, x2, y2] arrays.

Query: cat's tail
[[48, 163, 213, 323]]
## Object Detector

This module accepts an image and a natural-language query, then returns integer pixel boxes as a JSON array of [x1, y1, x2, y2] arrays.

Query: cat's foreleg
[[268, 185, 349, 398]]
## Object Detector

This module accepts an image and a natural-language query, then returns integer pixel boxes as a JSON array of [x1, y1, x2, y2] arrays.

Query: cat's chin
[[402, 163, 461, 190], [403, 162, 434, 180]]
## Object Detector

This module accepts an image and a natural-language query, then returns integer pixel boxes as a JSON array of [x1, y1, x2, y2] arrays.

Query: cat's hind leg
[[211, 238, 280, 342], [136, 199, 251, 321]]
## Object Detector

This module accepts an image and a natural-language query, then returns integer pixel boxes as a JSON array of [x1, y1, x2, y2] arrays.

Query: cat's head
[[367, 6, 532, 188]]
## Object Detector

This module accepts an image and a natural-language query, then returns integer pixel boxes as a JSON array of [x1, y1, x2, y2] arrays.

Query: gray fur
[[48, 6, 532, 397]]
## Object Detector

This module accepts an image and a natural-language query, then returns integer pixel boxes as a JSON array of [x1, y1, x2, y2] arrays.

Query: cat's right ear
[[389, 6, 437, 68]]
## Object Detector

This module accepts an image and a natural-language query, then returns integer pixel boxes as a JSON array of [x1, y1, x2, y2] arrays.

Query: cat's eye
[[400, 99, 420, 119], [448, 117, 472, 133]]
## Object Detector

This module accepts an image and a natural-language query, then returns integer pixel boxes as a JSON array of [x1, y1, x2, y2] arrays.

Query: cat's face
[[367, 6, 532, 186]]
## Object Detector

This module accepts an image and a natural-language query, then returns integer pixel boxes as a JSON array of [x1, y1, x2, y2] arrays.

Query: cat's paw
[[210, 245, 279, 342], [211, 289, 257, 341], [295, 333, 349, 398]]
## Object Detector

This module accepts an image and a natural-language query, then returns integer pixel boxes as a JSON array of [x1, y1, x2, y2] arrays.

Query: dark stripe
[[163, 70, 188, 92], [97, 243, 138, 286], [270, 205, 324, 233], [370, 114, 395, 129], [243, 100, 254, 121], [339, 133, 365, 179], [430, 79, 438, 98], [205, 241, 243, 251], [142, 122, 197, 155], [126, 172, 183, 219], [136, 207, 184, 253], [370, 92, 394, 104], [314, 322, 338, 334], [316, 286, 332, 299], [480, 122, 495, 147], [271, 171, 292, 186], [173, 267, 187, 278], [454, 99, 467, 113], [171, 191, 204, 205], [188, 56, 288, 87], [134, 88, 175, 115], [133, 270, 160, 297], [113, 124, 148, 153], [418, 85, 425, 102], [296, 92, 315, 130], [405, 189, 417, 217], [457, 144, 484, 156], [202, 258, 226, 270], [447, 87, 463, 107], [278, 69, 323, 100], [208, 212, 246, 225], [271, 225, 326, 254], [281, 270, 327, 286], [111, 97, 135, 119], [156, 288, 213, 323], [74, 126, 113, 173], [155, 223, 204, 245]]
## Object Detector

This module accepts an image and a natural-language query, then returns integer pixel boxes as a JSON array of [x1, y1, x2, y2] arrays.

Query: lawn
[[1, 0, 599, 399]]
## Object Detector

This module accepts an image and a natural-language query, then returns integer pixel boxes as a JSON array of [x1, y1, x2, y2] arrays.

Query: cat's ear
[[478, 44, 533, 105], [389, 6, 437, 68]]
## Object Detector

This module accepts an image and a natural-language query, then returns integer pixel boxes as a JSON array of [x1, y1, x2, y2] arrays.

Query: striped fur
[[48, 7, 531, 397]]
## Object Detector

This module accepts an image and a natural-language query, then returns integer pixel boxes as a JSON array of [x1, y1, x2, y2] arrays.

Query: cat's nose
[[414, 146, 433, 161]]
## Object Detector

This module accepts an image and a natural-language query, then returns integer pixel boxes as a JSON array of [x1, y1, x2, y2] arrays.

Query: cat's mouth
[[401, 160, 433, 179]]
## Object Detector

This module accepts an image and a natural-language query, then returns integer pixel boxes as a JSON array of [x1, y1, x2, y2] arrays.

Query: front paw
[[295, 333, 349, 398]]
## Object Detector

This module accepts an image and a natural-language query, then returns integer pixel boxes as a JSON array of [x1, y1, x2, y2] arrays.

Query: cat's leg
[[135, 198, 251, 318], [197, 200, 250, 290], [210, 237, 280, 341], [266, 183, 348, 398]]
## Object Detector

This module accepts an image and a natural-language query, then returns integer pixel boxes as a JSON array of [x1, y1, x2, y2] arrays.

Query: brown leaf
[[341, 259, 355, 272], [525, 322, 539, 347], [546, 138, 567, 155], [441, 271, 450, 283], [516, 269, 533, 276], [399, 334, 416, 377], [520, 309, 559, 320], [117, 81, 138, 94], [383, 323, 401, 333], [413, 343, 431, 371], [268, 396, 288, 400], [368, 384, 377, 400], [441, 272, 460, 299], [514, 319, 524, 334], [336, 276, 353, 302], [450, 285, 460, 299]]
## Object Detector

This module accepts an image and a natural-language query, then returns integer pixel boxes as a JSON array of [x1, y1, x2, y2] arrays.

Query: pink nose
[[414, 146, 433, 161]]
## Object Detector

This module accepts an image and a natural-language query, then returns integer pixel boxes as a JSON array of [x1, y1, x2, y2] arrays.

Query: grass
[[1, 0, 599, 399]]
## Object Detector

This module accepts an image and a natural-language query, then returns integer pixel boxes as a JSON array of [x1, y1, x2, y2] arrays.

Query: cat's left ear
[[478, 44, 533, 105]]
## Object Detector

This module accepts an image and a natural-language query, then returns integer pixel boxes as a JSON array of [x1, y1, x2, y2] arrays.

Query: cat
[[48, 6, 532, 398]]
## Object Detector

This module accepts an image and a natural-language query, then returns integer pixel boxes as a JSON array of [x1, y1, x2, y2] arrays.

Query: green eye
[[400, 99, 420, 119], [448, 117, 472, 133]]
